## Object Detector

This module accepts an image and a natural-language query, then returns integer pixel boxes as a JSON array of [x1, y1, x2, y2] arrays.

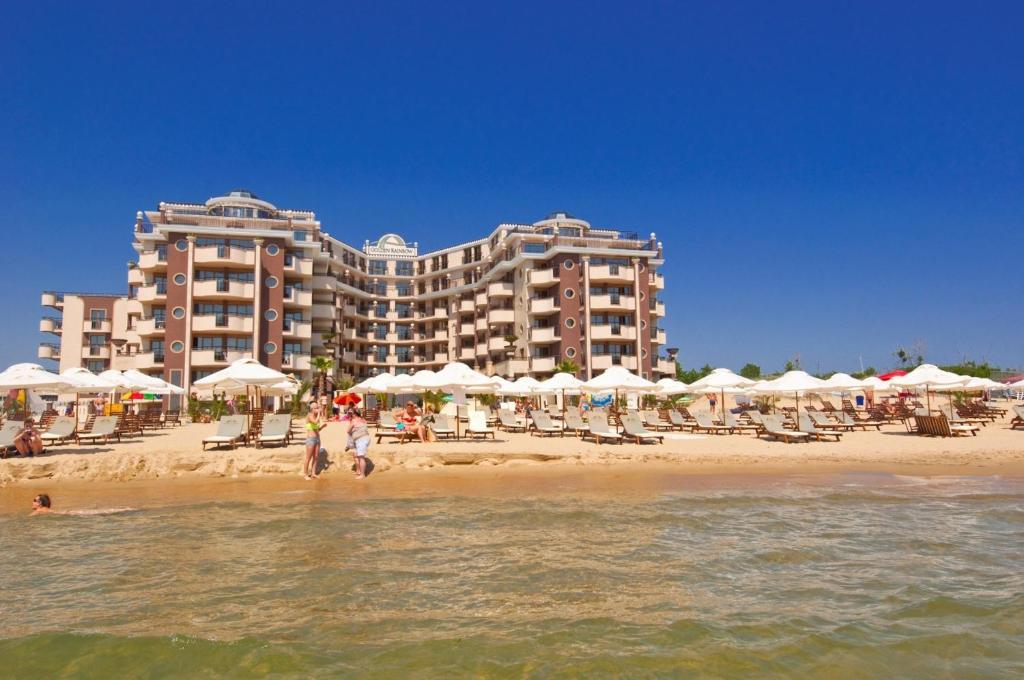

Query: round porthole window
[[638, 262, 646, 272], [264, 309, 278, 321], [565, 347, 577, 359], [564, 318, 576, 329], [173, 273, 186, 285], [175, 239, 188, 252], [170, 341, 184, 353], [564, 288, 575, 299], [640, 291, 646, 301], [171, 307, 186, 319], [266, 244, 280, 256], [641, 319, 648, 329], [564, 260, 575, 270], [642, 349, 649, 358], [265, 276, 279, 289], [264, 342, 277, 354]]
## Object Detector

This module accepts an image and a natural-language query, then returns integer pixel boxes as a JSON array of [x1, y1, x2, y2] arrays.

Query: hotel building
[[41, 190, 670, 393]]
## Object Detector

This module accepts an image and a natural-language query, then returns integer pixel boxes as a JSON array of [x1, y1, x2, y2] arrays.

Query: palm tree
[[310, 356, 335, 396], [554, 359, 580, 376]]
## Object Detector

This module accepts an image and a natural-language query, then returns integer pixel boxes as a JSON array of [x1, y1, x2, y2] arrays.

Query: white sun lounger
[[76, 416, 120, 444], [202, 415, 247, 450], [257, 414, 292, 448], [40, 416, 76, 445], [467, 412, 495, 439]]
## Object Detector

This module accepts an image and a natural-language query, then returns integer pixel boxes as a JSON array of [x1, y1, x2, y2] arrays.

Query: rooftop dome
[[225, 189, 260, 200], [205, 189, 277, 217]]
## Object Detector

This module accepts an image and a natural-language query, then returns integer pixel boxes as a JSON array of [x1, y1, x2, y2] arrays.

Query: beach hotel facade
[[40, 189, 670, 394]]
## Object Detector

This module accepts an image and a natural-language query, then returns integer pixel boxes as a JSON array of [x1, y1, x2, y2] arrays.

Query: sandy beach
[[2, 407, 1022, 489]]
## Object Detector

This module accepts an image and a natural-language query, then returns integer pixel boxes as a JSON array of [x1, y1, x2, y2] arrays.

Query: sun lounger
[[0, 421, 24, 457], [692, 412, 732, 435], [667, 410, 690, 431], [584, 419, 622, 444], [760, 415, 809, 443], [915, 414, 977, 437], [202, 415, 247, 450], [498, 410, 527, 433], [798, 414, 843, 441], [256, 414, 292, 448], [40, 416, 76, 445], [562, 411, 589, 437], [377, 412, 399, 431], [621, 415, 663, 444], [940, 405, 987, 428], [530, 412, 563, 437], [723, 411, 760, 434], [76, 416, 120, 444], [1011, 405, 1024, 430], [467, 412, 495, 439], [839, 412, 882, 430], [641, 410, 672, 431], [809, 411, 856, 432], [430, 413, 458, 440]]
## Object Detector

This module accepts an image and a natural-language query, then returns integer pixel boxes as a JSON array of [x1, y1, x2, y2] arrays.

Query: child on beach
[[341, 407, 371, 479]]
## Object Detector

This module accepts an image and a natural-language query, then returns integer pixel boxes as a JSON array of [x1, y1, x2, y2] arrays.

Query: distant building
[[41, 190, 670, 393]]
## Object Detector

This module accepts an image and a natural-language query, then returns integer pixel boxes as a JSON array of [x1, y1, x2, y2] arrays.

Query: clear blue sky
[[2, 1, 1021, 374]]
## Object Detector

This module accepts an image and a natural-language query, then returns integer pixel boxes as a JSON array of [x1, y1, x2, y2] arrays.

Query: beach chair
[[0, 421, 25, 458], [378, 412, 399, 431], [584, 419, 622, 444], [256, 414, 292, 448], [40, 416, 76, 446], [723, 411, 760, 434], [1011, 405, 1024, 430], [667, 410, 690, 431], [164, 410, 182, 427], [760, 415, 809, 443], [798, 414, 843, 441], [562, 411, 589, 437], [546, 405, 563, 420], [838, 411, 882, 431], [641, 410, 672, 431], [620, 415, 663, 444], [692, 412, 732, 435], [916, 414, 977, 437], [530, 412, 563, 437], [430, 413, 458, 440], [498, 410, 527, 433], [202, 415, 247, 450], [940, 405, 987, 428], [76, 416, 120, 444], [809, 411, 856, 432], [467, 412, 495, 439]]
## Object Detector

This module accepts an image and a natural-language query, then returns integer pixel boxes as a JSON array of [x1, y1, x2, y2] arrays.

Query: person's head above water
[[32, 494, 51, 509]]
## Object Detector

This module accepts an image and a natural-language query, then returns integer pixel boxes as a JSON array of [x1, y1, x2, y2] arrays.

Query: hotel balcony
[[475, 342, 488, 356], [458, 299, 474, 313], [657, 358, 675, 375], [655, 328, 667, 345], [529, 326, 559, 343], [311, 303, 334, 319], [474, 317, 488, 332], [530, 356, 556, 373], [459, 322, 475, 336], [282, 353, 312, 371], [136, 284, 166, 302], [138, 251, 167, 270], [284, 256, 314, 276], [82, 345, 111, 360], [85, 319, 112, 334], [588, 264, 635, 283], [127, 268, 145, 286], [487, 282, 515, 297], [340, 327, 361, 341], [341, 350, 357, 363], [475, 291, 489, 307], [193, 280, 254, 300], [494, 358, 530, 377], [39, 317, 62, 334], [133, 351, 165, 370], [41, 292, 65, 309], [38, 343, 60, 360], [425, 352, 449, 364], [192, 314, 254, 334], [283, 319, 313, 339], [651, 272, 665, 290], [194, 245, 257, 267], [653, 301, 666, 317], [432, 330, 449, 342], [591, 355, 638, 371], [136, 317, 165, 336], [458, 347, 475, 361], [192, 349, 250, 366], [488, 308, 515, 324], [589, 294, 636, 311], [486, 337, 509, 352], [590, 324, 638, 341], [422, 307, 447, 321], [527, 268, 559, 287], [529, 297, 559, 315], [283, 288, 313, 306]]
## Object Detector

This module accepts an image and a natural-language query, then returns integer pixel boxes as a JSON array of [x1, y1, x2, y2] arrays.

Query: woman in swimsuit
[[341, 407, 371, 479], [303, 403, 328, 480], [15, 418, 43, 457], [399, 401, 427, 443]]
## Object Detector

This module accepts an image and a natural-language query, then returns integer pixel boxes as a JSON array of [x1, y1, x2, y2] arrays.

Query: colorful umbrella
[[334, 392, 362, 406]]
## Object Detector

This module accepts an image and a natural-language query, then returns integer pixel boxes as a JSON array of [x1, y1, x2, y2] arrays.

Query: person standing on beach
[[341, 407, 371, 479], [302, 403, 328, 480], [708, 394, 717, 413]]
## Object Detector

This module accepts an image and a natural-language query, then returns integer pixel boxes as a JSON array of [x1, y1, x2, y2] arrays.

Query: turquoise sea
[[1, 473, 1022, 678]]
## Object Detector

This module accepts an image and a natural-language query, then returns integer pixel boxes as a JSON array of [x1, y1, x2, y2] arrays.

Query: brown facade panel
[[163, 233, 190, 382]]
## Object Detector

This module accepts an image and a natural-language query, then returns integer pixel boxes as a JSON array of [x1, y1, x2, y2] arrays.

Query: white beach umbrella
[[480, 376, 515, 396], [752, 370, 829, 417], [411, 363, 493, 437], [122, 369, 185, 395], [60, 367, 118, 393], [98, 369, 133, 390], [497, 376, 543, 396], [193, 358, 291, 392], [0, 363, 74, 392], [534, 372, 585, 414], [820, 372, 865, 392], [931, 377, 1004, 392], [686, 368, 756, 416], [859, 376, 899, 394], [353, 373, 395, 394], [888, 364, 969, 409], [654, 378, 690, 396], [582, 366, 658, 393], [1004, 378, 1024, 390]]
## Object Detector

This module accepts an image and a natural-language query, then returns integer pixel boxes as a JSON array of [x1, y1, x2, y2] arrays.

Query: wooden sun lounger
[[1011, 406, 1024, 430], [530, 412, 563, 437], [723, 412, 760, 434], [692, 413, 732, 435], [76, 416, 120, 444], [809, 411, 857, 432], [429, 414, 458, 440], [915, 414, 977, 437], [760, 415, 809, 443], [498, 411, 527, 433], [40, 416, 76, 446], [584, 420, 622, 444], [202, 415, 246, 450], [256, 415, 293, 448], [798, 415, 843, 441], [562, 412, 589, 437], [621, 416, 663, 444], [641, 410, 672, 431]]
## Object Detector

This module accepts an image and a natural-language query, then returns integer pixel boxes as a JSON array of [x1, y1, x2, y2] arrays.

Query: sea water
[[1, 473, 1021, 677]]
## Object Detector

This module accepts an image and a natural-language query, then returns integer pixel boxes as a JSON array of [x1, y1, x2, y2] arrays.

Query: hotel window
[[396, 283, 412, 296], [87, 360, 106, 372], [369, 260, 388, 276], [396, 325, 413, 341], [89, 309, 107, 330], [156, 244, 167, 262], [395, 261, 413, 276], [373, 282, 387, 296], [396, 303, 412, 319], [152, 308, 166, 328], [374, 346, 388, 362], [150, 340, 165, 360], [374, 326, 388, 340], [293, 231, 307, 242], [396, 346, 413, 362], [155, 276, 167, 294], [374, 302, 388, 317], [523, 243, 546, 254], [283, 342, 303, 356]]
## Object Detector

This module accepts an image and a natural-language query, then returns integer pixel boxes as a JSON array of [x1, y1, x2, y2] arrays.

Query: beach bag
[[426, 427, 438, 443]]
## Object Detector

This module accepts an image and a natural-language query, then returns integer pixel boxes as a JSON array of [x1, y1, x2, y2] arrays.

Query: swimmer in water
[[30, 493, 135, 516]]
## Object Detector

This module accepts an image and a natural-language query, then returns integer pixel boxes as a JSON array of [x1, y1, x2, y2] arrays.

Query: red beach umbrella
[[334, 392, 362, 406], [877, 370, 907, 381]]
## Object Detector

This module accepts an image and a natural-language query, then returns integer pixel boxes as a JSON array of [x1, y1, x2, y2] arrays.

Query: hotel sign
[[364, 233, 418, 258]]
